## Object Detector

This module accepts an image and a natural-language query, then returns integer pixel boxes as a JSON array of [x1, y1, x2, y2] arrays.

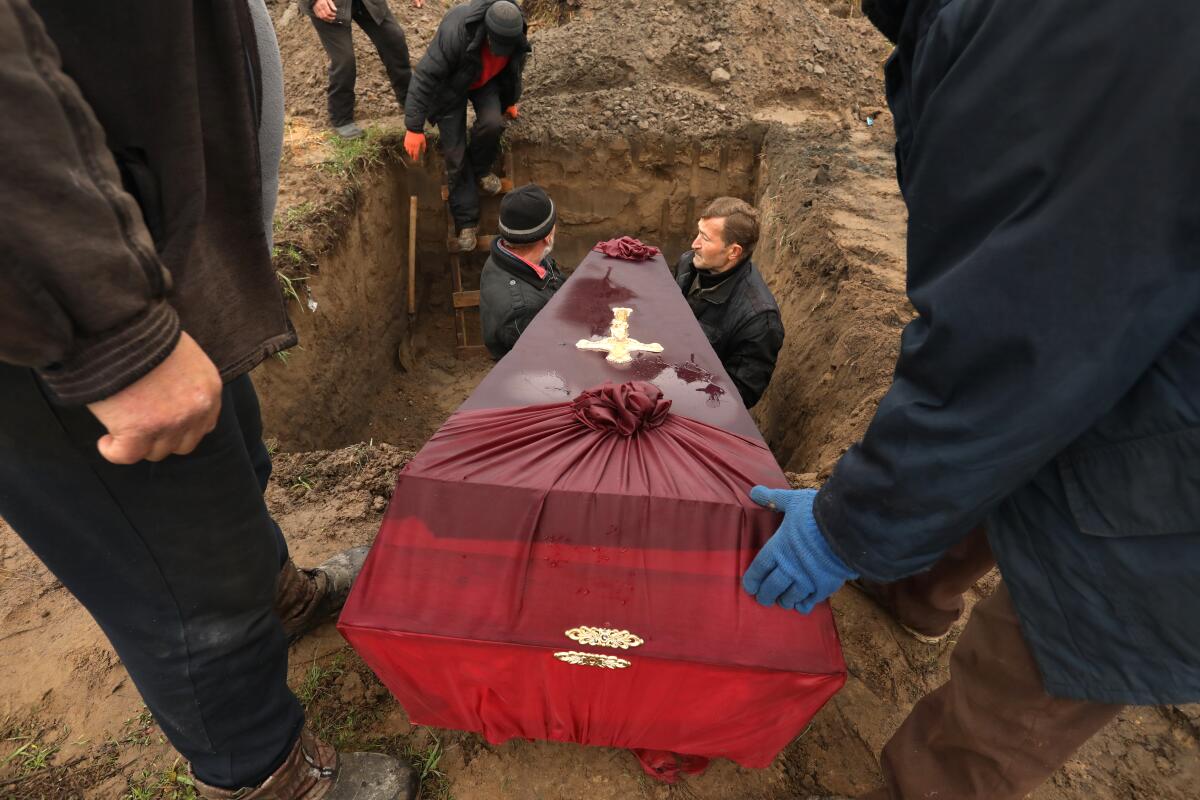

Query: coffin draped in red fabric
[[338, 251, 845, 771]]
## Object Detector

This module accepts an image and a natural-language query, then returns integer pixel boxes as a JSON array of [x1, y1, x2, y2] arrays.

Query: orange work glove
[[504, 104, 520, 119], [404, 130, 426, 161]]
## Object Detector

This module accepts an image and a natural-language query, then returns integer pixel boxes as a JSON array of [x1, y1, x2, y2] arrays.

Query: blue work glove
[[743, 487, 859, 612]]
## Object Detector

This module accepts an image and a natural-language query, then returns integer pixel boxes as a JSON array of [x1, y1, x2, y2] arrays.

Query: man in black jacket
[[403, 0, 529, 252], [480, 184, 564, 360], [737, 3, 1200, 800], [675, 197, 784, 409], [303, 0, 417, 140]]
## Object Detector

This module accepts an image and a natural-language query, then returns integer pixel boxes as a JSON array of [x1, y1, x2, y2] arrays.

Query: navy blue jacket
[[816, 0, 1200, 704]]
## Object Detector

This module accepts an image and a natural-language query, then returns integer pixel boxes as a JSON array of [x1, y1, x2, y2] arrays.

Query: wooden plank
[[441, 180, 513, 202], [407, 196, 418, 315], [445, 234, 497, 254], [450, 254, 467, 349], [452, 290, 480, 309], [441, 179, 475, 348], [455, 344, 489, 359]]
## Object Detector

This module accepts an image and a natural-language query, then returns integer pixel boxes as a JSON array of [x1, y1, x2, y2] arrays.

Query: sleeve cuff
[[812, 479, 880, 581], [37, 301, 182, 405]]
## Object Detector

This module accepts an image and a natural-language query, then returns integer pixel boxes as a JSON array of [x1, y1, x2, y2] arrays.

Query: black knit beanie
[[499, 184, 556, 245], [485, 1, 524, 54]]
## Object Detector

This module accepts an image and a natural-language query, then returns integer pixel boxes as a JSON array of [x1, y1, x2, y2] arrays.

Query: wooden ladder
[[443, 152, 515, 358]]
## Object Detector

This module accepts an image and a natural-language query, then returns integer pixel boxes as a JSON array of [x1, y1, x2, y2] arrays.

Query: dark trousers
[[311, 0, 411, 127], [435, 79, 505, 229], [861, 533, 1122, 800], [0, 367, 302, 789]]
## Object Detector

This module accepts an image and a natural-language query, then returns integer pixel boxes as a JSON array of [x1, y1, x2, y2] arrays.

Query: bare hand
[[313, 0, 338, 23], [411, 0, 424, 7], [87, 332, 222, 465]]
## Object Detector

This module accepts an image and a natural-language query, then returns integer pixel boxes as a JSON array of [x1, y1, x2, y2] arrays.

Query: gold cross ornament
[[575, 307, 664, 365]]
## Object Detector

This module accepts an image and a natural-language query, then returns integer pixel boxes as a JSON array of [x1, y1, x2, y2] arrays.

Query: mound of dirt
[[269, 0, 886, 138]]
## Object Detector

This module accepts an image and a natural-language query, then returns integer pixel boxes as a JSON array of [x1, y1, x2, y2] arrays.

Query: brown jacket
[[0, 0, 295, 405]]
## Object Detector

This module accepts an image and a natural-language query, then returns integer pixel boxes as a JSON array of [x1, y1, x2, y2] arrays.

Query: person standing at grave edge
[[747, 3, 1200, 800], [302, 0, 420, 140], [403, 0, 530, 253]]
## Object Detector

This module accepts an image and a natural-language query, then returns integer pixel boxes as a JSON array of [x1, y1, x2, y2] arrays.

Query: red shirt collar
[[499, 241, 547, 280]]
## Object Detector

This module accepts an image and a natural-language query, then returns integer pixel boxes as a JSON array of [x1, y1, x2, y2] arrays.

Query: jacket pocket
[[112, 147, 169, 296], [1058, 426, 1200, 538], [113, 147, 164, 251]]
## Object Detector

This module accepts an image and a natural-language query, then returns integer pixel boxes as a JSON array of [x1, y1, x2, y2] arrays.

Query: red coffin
[[339, 251, 845, 769]]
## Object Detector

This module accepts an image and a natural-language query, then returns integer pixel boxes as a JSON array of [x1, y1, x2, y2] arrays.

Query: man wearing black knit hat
[[404, 0, 530, 252], [480, 184, 565, 360]]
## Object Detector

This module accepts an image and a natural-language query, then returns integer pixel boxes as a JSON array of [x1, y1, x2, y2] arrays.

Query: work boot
[[194, 726, 417, 800], [850, 578, 952, 644], [274, 547, 370, 644], [456, 226, 478, 252], [334, 122, 365, 140], [478, 173, 503, 195]]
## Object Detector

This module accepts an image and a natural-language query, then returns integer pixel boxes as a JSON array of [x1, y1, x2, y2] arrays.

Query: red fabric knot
[[572, 381, 672, 436], [592, 236, 662, 262]]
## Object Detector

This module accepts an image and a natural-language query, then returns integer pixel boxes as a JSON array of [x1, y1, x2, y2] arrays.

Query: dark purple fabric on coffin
[[460, 251, 759, 440], [593, 237, 662, 261]]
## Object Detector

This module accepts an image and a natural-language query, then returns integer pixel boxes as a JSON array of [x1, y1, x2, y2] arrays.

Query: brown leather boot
[[850, 577, 953, 644], [274, 547, 370, 643], [193, 727, 416, 800]]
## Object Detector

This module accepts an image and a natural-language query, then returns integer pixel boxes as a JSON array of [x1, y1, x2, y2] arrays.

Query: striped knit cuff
[[38, 301, 182, 405]]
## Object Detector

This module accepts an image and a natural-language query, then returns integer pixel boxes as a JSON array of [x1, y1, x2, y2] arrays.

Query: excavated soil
[[1, 1, 1197, 798]]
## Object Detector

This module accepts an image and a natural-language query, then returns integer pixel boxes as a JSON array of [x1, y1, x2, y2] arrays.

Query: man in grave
[[480, 184, 566, 360], [674, 197, 785, 408]]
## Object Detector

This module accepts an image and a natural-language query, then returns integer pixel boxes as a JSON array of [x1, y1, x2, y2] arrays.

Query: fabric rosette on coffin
[[338, 381, 845, 773], [592, 236, 662, 261]]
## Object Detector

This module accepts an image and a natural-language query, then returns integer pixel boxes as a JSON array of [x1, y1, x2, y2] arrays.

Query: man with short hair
[[403, 0, 530, 252], [675, 197, 784, 409], [480, 184, 564, 360], [303, 0, 417, 140]]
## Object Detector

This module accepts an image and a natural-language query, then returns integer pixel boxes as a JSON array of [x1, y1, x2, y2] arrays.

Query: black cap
[[500, 184, 556, 244], [485, 1, 523, 53]]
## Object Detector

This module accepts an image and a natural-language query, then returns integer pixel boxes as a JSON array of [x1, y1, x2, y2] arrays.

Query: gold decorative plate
[[565, 626, 644, 650], [553, 651, 631, 669]]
